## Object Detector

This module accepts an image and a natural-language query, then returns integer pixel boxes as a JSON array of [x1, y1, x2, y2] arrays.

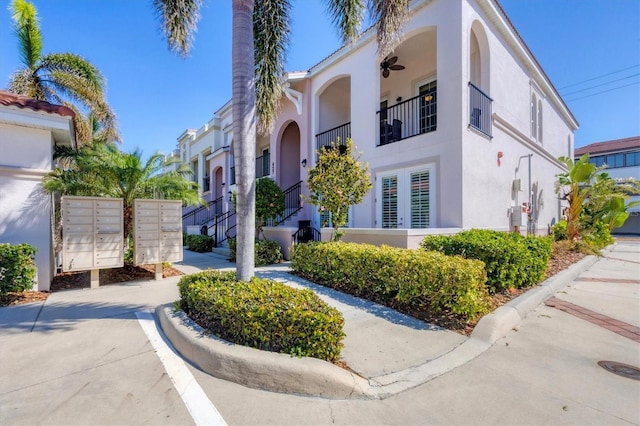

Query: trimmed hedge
[[228, 238, 283, 266], [185, 234, 214, 252], [178, 270, 344, 362], [291, 242, 490, 321], [420, 229, 553, 293], [0, 243, 37, 295]]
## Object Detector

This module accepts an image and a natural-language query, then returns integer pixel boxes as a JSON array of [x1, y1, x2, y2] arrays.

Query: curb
[[156, 244, 613, 399], [471, 243, 614, 344], [156, 304, 373, 399]]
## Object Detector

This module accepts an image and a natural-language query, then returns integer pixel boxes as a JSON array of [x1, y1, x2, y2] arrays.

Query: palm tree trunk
[[232, 0, 256, 281]]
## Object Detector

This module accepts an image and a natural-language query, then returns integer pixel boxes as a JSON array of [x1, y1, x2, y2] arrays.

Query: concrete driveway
[[1, 240, 638, 425]]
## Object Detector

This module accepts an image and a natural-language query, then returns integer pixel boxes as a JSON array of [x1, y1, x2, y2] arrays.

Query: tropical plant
[[255, 177, 285, 236], [583, 172, 640, 232], [556, 154, 640, 244], [155, 0, 411, 280], [42, 142, 201, 244], [556, 154, 600, 240], [7, 0, 119, 144], [306, 139, 372, 241]]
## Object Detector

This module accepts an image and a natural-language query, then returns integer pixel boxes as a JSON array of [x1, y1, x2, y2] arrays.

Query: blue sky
[[1, 0, 638, 157]]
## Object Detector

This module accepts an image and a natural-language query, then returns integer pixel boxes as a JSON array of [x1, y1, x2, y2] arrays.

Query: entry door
[[378, 166, 434, 229]]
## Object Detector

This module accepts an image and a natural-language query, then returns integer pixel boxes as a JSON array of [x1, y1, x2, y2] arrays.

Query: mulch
[[0, 264, 183, 307]]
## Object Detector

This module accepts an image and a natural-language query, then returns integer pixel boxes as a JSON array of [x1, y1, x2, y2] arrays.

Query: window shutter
[[410, 171, 430, 228], [382, 176, 398, 228]]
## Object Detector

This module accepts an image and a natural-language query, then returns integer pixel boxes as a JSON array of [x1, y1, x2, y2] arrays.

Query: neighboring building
[[0, 90, 76, 291], [575, 136, 640, 235], [175, 0, 578, 255]]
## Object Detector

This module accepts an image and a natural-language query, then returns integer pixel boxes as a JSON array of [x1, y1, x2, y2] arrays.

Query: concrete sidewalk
[[1, 240, 638, 425]]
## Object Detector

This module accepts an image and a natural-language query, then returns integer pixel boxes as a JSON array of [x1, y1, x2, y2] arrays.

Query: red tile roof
[[575, 136, 640, 156], [0, 90, 75, 119]]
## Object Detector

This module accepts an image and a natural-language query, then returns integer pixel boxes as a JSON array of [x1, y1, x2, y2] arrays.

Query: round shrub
[[228, 238, 283, 266], [186, 234, 213, 252], [0, 243, 37, 294], [178, 270, 344, 362]]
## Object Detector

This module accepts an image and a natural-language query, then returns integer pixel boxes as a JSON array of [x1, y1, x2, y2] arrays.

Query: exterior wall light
[[301, 159, 307, 167]]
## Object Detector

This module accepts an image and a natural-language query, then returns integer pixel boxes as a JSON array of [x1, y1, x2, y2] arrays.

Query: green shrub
[[186, 234, 213, 253], [420, 229, 553, 293], [291, 242, 490, 321], [551, 220, 568, 241], [228, 238, 283, 266], [0, 243, 37, 294], [178, 270, 344, 362], [582, 220, 613, 249]]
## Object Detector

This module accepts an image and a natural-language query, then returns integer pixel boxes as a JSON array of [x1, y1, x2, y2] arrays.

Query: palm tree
[[43, 142, 201, 242], [7, 0, 119, 144], [154, 0, 410, 281]]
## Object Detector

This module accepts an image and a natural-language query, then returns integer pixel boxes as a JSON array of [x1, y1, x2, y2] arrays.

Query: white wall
[[0, 123, 58, 290]]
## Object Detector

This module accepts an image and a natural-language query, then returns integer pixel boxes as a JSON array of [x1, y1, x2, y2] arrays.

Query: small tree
[[556, 154, 599, 240], [255, 178, 285, 238], [307, 139, 372, 241]]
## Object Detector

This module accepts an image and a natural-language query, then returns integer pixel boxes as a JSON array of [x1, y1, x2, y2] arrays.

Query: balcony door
[[377, 165, 435, 229], [418, 78, 437, 134]]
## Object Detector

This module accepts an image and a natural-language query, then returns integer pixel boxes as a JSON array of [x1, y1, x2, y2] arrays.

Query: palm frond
[[39, 53, 105, 93], [324, 0, 365, 45], [7, 68, 45, 99], [254, 0, 291, 135], [153, 0, 204, 57], [369, 0, 410, 58], [9, 0, 42, 70]]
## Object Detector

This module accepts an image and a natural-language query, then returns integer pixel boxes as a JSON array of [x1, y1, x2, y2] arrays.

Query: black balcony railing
[[376, 90, 437, 146], [202, 176, 210, 192], [315, 122, 351, 153], [468, 82, 493, 137], [256, 153, 270, 178]]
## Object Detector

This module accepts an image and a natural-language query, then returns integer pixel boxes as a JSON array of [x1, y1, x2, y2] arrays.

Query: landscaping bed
[[291, 238, 587, 336], [0, 264, 183, 307]]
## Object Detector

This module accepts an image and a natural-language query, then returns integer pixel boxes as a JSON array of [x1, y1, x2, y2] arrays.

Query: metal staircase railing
[[182, 196, 223, 228], [266, 181, 303, 226]]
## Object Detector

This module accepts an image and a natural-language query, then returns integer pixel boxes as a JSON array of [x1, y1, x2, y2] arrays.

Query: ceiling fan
[[380, 56, 405, 78]]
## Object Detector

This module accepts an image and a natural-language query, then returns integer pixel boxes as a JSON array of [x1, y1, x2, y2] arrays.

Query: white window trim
[[376, 163, 437, 229]]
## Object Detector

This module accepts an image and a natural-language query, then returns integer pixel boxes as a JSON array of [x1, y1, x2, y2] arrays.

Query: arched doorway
[[278, 122, 301, 190]]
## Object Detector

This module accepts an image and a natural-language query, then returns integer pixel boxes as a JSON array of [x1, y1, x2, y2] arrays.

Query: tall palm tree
[[43, 142, 201, 242], [7, 0, 119, 144], [155, 0, 410, 281]]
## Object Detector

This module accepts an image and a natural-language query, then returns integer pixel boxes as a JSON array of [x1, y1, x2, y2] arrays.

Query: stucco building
[[0, 90, 76, 291], [177, 0, 578, 255]]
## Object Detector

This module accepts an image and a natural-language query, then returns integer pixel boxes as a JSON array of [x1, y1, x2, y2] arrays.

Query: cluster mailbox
[[133, 199, 183, 265], [62, 196, 124, 273]]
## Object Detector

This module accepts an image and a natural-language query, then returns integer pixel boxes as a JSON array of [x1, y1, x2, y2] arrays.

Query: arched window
[[537, 100, 543, 143], [531, 94, 537, 140]]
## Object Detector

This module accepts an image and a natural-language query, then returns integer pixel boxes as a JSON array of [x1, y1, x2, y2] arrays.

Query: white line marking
[[135, 310, 227, 426]]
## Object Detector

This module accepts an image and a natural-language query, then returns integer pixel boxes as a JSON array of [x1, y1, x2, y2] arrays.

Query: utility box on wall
[[62, 196, 124, 272], [133, 199, 183, 265], [510, 205, 528, 228]]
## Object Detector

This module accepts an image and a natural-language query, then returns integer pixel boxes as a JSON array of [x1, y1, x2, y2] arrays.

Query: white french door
[[377, 165, 435, 229]]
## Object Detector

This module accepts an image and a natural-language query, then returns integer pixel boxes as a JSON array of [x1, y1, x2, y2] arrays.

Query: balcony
[[229, 152, 270, 185], [468, 82, 492, 138], [315, 122, 351, 153], [376, 89, 437, 146]]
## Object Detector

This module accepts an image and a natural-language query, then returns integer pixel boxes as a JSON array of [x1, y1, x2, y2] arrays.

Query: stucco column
[[197, 152, 204, 197]]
